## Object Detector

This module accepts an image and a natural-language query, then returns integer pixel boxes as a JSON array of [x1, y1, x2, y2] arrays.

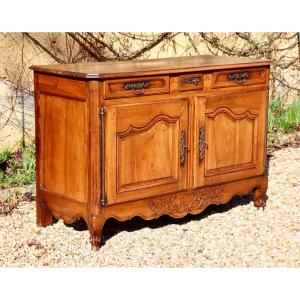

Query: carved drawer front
[[104, 76, 170, 99], [211, 68, 267, 89], [176, 73, 203, 92]]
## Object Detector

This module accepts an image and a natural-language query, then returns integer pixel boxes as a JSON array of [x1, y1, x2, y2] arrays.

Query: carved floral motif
[[148, 185, 224, 216]]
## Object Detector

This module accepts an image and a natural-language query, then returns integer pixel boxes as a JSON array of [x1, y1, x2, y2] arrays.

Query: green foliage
[[0, 144, 36, 188], [268, 98, 300, 133], [0, 148, 12, 165]]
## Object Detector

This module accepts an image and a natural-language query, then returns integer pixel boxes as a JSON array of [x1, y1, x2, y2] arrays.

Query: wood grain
[[38, 74, 86, 100], [104, 176, 268, 221], [203, 89, 267, 185], [86, 81, 105, 250], [35, 74, 53, 227], [104, 76, 169, 99], [38, 77, 89, 203], [105, 98, 189, 204], [31, 55, 273, 79], [211, 67, 267, 89], [176, 73, 204, 92], [33, 55, 271, 250]]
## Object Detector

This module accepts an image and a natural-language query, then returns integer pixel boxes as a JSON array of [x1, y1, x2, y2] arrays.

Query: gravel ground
[[0, 147, 299, 267]]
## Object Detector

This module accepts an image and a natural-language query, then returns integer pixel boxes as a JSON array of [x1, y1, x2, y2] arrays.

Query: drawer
[[211, 68, 267, 89], [177, 73, 203, 92], [104, 76, 169, 99]]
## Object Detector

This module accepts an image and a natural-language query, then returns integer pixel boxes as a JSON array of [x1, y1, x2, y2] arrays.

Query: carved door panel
[[105, 99, 189, 205], [194, 90, 267, 187]]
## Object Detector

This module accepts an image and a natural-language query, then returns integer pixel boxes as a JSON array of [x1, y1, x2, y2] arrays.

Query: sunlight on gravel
[[0, 147, 299, 267]]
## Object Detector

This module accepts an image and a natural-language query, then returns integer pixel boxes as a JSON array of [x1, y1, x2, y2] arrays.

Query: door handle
[[123, 81, 150, 95], [199, 127, 206, 163], [180, 131, 188, 165], [228, 72, 250, 84], [183, 77, 201, 86]]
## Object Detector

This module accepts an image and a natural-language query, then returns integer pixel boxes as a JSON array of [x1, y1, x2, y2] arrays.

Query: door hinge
[[99, 106, 105, 116], [100, 106, 106, 207], [100, 196, 107, 207]]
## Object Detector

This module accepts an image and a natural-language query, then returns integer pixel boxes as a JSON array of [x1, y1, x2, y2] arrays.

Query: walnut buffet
[[31, 55, 272, 250]]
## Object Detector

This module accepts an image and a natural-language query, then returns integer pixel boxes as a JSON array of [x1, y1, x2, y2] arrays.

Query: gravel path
[[0, 147, 299, 267]]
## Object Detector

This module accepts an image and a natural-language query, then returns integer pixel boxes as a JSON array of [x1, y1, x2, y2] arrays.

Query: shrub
[[0, 144, 36, 188], [268, 98, 300, 133]]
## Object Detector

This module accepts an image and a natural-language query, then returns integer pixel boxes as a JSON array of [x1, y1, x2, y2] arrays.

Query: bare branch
[[22, 32, 66, 64], [128, 32, 174, 60]]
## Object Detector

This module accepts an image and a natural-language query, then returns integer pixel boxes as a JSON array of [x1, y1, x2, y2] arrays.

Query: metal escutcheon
[[228, 72, 250, 84], [199, 127, 206, 162], [184, 77, 200, 86], [180, 131, 188, 165], [123, 81, 150, 95]]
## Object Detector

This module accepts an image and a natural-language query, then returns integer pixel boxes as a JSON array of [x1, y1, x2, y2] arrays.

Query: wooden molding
[[206, 107, 257, 120], [117, 114, 179, 138], [104, 175, 267, 222]]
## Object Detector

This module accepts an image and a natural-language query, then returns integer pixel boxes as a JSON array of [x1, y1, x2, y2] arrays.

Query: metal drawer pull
[[123, 81, 150, 95], [228, 72, 250, 84], [199, 127, 206, 163], [180, 131, 188, 165], [183, 77, 200, 86]]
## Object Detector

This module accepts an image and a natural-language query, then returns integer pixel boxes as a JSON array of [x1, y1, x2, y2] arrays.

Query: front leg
[[253, 179, 268, 209], [90, 233, 102, 251], [36, 198, 53, 227], [88, 212, 105, 251]]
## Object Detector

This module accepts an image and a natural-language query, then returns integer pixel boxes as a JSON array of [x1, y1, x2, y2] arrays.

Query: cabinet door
[[194, 90, 267, 187], [105, 99, 189, 205]]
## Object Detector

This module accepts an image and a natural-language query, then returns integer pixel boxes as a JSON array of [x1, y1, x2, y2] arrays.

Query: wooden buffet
[[31, 55, 272, 250]]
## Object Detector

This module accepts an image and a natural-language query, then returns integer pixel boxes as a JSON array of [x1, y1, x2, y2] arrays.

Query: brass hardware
[[180, 131, 188, 165], [183, 77, 200, 86], [123, 81, 150, 95], [99, 106, 106, 207], [228, 72, 250, 84], [199, 127, 206, 162]]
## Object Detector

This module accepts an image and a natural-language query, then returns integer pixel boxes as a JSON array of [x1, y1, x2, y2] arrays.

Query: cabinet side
[[34, 73, 52, 226], [35, 73, 90, 224]]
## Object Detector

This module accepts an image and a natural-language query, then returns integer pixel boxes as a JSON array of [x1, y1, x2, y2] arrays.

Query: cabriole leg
[[90, 232, 102, 251], [88, 213, 105, 251]]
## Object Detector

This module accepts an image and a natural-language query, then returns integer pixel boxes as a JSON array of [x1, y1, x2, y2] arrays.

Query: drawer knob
[[183, 77, 200, 86], [123, 81, 150, 95], [228, 72, 250, 84]]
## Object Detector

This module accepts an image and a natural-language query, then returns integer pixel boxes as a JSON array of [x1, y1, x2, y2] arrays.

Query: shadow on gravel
[[66, 193, 254, 246]]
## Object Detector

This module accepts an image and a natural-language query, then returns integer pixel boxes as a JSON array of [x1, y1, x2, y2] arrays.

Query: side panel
[[38, 74, 89, 203]]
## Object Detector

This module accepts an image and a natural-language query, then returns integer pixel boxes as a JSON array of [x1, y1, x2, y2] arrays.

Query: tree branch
[[66, 32, 106, 61], [22, 32, 66, 64], [128, 32, 174, 60]]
